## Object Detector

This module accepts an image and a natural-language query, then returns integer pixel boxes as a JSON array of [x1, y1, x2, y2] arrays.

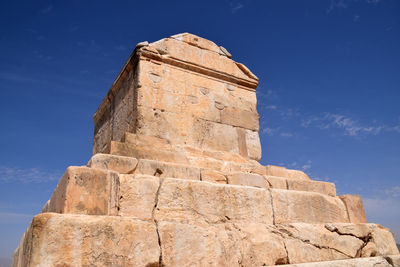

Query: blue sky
[[0, 0, 399, 259]]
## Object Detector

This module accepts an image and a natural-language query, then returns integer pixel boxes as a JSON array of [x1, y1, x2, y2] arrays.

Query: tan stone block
[[155, 178, 273, 224], [123, 132, 172, 149], [325, 223, 400, 257], [45, 166, 118, 215], [278, 223, 363, 258], [266, 165, 288, 177], [87, 153, 138, 174], [270, 189, 349, 224], [265, 175, 288, 189], [245, 129, 262, 161], [287, 179, 336, 196], [134, 158, 200, 180], [339, 195, 367, 223], [237, 223, 288, 266], [118, 174, 159, 220], [288, 169, 311, 180], [227, 172, 268, 189], [108, 141, 190, 164], [264, 256, 399, 267], [284, 236, 349, 264], [201, 169, 227, 184], [12, 213, 159, 267], [158, 222, 242, 267], [220, 106, 259, 131]]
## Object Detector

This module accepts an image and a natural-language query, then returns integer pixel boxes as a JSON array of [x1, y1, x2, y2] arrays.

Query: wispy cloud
[[230, 2, 244, 14], [0, 166, 62, 183], [385, 186, 400, 198], [280, 132, 293, 137], [301, 113, 399, 138], [327, 0, 347, 13]]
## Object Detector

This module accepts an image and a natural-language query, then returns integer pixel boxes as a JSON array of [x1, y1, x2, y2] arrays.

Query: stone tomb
[[12, 33, 399, 267]]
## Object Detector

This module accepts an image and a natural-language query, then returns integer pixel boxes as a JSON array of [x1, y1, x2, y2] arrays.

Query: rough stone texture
[[134, 158, 200, 180], [118, 174, 159, 220], [265, 175, 288, 189], [87, 153, 138, 174], [154, 178, 273, 225], [265, 255, 400, 267], [287, 179, 336, 196], [200, 169, 227, 184], [43, 166, 119, 216], [227, 172, 268, 188], [271, 189, 349, 224], [12, 213, 159, 267], [340, 194, 367, 223]]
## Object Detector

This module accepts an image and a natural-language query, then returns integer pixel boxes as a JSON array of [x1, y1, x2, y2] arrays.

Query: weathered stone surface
[[287, 169, 310, 180], [201, 169, 227, 184], [134, 158, 200, 180], [265, 175, 288, 189], [287, 179, 336, 196], [265, 255, 400, 267], [340, 194, 367, 223], [266, 165, 289, 178], [118, 174, 159, 220], [227, 172, 268, 188], [44, 166, 119, 215], [271, 189, 349, 224], [108, 141, 190, 164], [87, 153, 138, 174], [12, 213, 159, 267], [154, 178, 273, 224]]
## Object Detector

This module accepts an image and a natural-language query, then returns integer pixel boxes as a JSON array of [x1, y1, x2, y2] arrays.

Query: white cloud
[[0, 166, 62, 183], [230, 2, 244, 14], [262, 127, 277, 136], [280, 132, 293, 137], [301, 113, 390, 137]]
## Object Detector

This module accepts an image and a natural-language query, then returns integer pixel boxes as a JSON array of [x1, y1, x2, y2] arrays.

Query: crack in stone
[[276, 226, 354, 259], [152, 178, 164, 267], [267, 189, 276, 225]]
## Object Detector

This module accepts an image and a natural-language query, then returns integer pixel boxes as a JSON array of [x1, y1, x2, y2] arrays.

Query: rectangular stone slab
[[12, 213, 160, 267], [44, 166, 119, 215], [339, 194, 367, 223], [271, 189, 349, 224], [154, 178, 274, 224]]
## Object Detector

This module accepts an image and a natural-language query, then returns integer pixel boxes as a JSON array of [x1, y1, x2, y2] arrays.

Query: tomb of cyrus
[[12, 33, 399, 266]]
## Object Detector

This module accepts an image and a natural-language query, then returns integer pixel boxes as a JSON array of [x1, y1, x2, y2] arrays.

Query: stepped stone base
[[12, 33, 399, 266]]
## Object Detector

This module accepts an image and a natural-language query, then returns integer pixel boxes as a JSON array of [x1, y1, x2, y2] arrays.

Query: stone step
[[13, 213, 400, 267], [264, 255, 400, 267], [12, 213, 159, 267], [42, 168, 353, 224]]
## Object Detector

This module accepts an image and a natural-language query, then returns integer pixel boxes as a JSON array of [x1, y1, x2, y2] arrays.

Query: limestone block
[[134, 159, 200, 180], [266, 165, 288, 177], [158, 222, 242, 267], [270, 189, 349, 224], [154, 178, 273, 224], [108, 141, 189, 164], [201, 169, 227, 184], [220, 106, 259, 131], [265, 175, 288, 189], [12, 213, 159, 267], [339, 194, 367, 223], [325, 223, 400, 257], [123, 132, 172, 150], [245, 129, 262, 161], [237, 223, 288, 266], [287, 179, 336, 196], [87, 153, 138, 174], [118, 175, 159, 220], [278, 223, 363, 258], [264, 256, 399, 267], [227, 172, 268, 189], [287, 169, 311, 180], [283, 237, 348, 264], [191, 119, 239, 154], [45, 166, 119, 215]]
